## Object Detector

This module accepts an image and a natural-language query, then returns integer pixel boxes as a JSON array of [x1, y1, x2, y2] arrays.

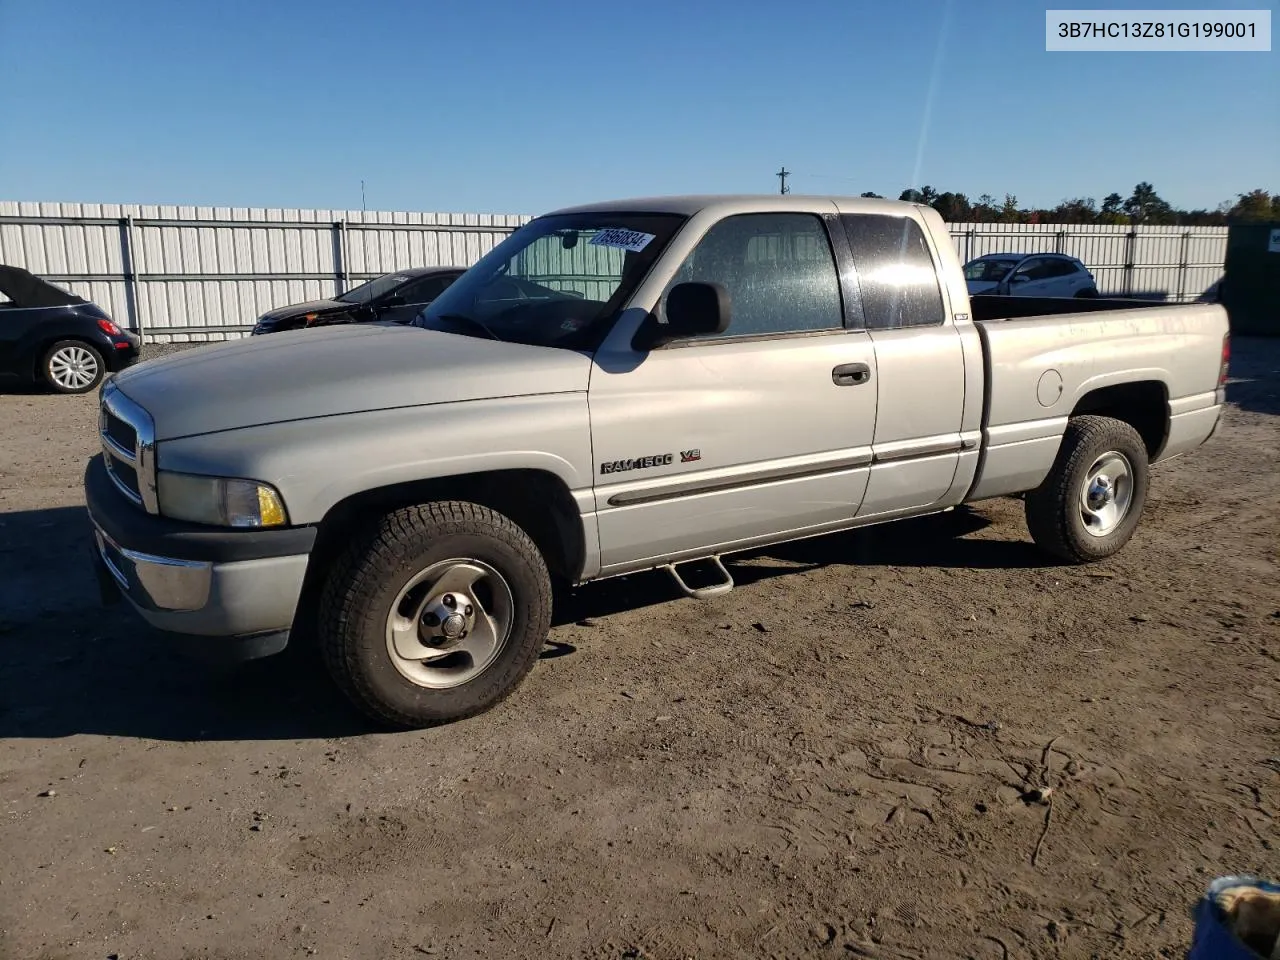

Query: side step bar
[[661, 556, 734, 600]]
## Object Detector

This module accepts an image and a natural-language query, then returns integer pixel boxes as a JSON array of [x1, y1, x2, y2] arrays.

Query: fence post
[[333, 220, 349, 295], [1177, 231, 1190, 302], [119, 215, 144, 344], [1056, 229, 1067, 255], [1123, 229, 1137, 297], [965, 228, 974, 264]]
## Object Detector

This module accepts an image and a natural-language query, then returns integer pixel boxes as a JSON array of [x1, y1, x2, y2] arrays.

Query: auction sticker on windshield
[[589, 228, 655, 253]]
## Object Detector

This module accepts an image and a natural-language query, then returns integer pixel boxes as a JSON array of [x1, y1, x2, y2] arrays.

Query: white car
[[964, 253, 1098, 298]]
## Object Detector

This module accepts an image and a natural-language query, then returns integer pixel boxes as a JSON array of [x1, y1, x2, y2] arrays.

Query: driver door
[[588, 210, 879, 574], [1008, 257, 1052, 296]]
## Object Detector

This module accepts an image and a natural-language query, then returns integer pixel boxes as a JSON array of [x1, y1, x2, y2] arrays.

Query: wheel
[[318, 501, 553, 729], [42, 340, 105, 394], [1024, 416, 1149, 563]]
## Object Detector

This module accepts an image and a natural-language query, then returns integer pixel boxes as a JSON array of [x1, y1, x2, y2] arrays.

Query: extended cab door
[[588, 208, 878, 574], [838, 212, 974, 518]]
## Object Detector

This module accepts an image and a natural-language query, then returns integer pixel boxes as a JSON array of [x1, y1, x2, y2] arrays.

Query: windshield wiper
[[432, 313, 500, 341]]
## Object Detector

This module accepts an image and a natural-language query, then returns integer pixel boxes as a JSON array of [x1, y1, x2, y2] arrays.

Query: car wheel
[[1024, 416, 1149, 564], [318, 500, 553, 729], [42, 340, 105, 394]]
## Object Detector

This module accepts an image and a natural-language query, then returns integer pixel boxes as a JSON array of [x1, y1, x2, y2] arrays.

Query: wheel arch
[[293, 469, 589, 640], [1068, 379, 1169, 459], [22, 331, 105, 381]]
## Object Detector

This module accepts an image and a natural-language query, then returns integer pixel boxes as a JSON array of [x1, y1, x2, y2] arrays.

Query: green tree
[[931, 192, 972, 222], [1052, 197, 1098, 223], [1123, 182, 1174, 224], [860, 191, 884, 199], [1227, 189, 1278, 221], [972, 194, 998, 222], [1099, 193, 1127, 224], [899, 188, 923, 203], [998, 194, 1020, 222]]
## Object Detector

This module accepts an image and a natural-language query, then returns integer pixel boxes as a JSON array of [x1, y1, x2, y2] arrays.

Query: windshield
[[335, 272, 414, 304], [415, 213, 684, 348], [963, 259, 1019, 282]]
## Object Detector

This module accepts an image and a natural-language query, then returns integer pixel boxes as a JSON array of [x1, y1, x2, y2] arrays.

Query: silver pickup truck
[[86, 195, 1229, 728]]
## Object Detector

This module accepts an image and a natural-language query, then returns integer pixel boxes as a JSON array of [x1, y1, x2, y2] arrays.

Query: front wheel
[[318, 501, 553, 729], [42, 340, 105, 394], [1024, 416, 1150, 563]]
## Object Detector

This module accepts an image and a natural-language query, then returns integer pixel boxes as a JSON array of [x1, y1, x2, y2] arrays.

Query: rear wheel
[[1024, 416, 1149, 563], [318, 501, 553, 729], [42, 340, 104, 393]]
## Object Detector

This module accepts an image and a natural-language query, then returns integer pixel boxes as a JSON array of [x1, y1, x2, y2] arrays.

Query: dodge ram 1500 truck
[[86, 195, 1229, 728]]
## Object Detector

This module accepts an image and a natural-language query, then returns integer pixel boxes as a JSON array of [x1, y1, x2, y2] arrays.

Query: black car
[[250, 266, 465, 336], [0, 265, 141, 394]]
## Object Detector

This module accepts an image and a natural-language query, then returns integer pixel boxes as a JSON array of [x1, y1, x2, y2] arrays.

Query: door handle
[[832, 362, 872, 387]]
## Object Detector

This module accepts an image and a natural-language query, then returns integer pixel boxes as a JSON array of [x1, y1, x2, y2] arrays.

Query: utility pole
[[776, 166, 790, 195], [360, 180, 367, 212]]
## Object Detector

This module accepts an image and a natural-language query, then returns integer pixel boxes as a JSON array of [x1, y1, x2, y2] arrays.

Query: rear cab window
[[839, 215, 946, 329]]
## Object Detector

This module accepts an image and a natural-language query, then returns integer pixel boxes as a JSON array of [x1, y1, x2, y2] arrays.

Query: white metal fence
[[0, 201, 1227, 342]]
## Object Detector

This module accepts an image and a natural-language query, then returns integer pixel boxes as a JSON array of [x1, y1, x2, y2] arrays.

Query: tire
[[42, 340, 105, 394], [318, 501, 553, 729], [1024, 416, 1149, 564]]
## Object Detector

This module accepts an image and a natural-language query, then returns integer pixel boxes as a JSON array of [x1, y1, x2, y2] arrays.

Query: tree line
[[856, 183, 1279, 226]]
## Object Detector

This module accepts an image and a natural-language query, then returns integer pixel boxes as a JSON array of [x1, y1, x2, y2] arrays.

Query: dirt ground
[[1, 338, 1277, 960]]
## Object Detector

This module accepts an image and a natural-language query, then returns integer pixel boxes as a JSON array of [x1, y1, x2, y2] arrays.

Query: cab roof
[[543, 194, 928, 219]]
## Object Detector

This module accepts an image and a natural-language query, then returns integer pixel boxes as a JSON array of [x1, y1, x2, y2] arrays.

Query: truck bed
[[964, 299, 1228, 502], [969, 293, 1174, 323]]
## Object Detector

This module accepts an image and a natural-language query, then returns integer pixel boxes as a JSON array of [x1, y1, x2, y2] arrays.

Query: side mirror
[[635, 281, 731, 350], [1010, 274, 1030, 285], [380, 294, 407, 308]]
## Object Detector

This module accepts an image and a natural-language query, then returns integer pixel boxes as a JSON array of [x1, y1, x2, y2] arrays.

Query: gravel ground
[[1, 338, 1277, 960]]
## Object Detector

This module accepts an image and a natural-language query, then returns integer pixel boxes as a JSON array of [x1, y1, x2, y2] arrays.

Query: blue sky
[[1, 0, 1275, 214]]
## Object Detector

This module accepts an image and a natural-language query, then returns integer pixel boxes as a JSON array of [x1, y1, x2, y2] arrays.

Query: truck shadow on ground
[[0, 503, 1043, 743]]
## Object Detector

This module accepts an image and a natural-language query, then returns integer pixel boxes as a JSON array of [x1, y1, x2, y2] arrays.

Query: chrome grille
[[103, 410, 137, 454], [99, 380, 159, 514]]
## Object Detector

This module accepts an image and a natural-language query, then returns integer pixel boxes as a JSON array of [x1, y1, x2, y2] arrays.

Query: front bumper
[[85, 455, 316, 661]]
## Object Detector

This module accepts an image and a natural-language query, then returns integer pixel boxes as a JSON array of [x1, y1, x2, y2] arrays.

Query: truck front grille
[[99, 380, 158, 513], [103, 409, 138, 455]]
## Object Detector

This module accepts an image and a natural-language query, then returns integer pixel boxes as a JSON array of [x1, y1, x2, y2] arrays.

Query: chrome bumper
[[91, 522, 309, 640], [94, 526, 211, 611]]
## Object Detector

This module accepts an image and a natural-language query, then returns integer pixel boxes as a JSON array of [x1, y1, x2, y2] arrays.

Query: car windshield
[[335, 272, 414, 304], [415, 213, 685, 348], [964, 258, 1018, 282]]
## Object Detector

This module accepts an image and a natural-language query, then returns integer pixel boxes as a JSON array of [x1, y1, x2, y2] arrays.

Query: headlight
[[157, 472, 288, 528]]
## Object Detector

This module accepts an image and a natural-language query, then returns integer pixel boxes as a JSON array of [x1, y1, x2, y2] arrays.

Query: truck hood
[[110, 323, 593, 441]]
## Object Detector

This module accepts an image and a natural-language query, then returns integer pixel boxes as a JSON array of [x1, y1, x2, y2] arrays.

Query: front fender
[[155, 393, 594, 525]]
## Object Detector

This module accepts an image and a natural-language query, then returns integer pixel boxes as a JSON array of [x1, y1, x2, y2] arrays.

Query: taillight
[[97, 318, 123, 336], [1220, 334, 1230, 386]]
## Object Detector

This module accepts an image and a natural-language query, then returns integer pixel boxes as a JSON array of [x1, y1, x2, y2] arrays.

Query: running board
[[661, 556, 734, 600]]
